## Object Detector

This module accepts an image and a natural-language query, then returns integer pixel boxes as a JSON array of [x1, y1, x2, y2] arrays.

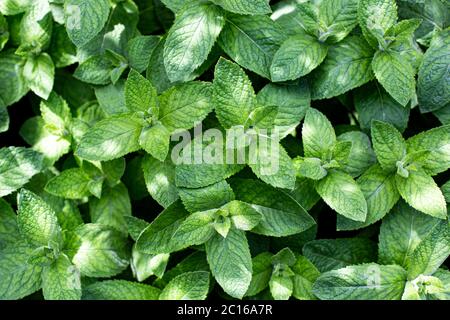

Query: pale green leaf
[[0, 51, 28, 108], [125, 69, 158, 113], [337, 131, 376, 177], [139, 124, 170, 161], [42, 254, 81, 300], [82, 280, 160, 300], [292, 255, 320, 300], [371, 120, 407, 171], [302, 108, 336, 158], [23, 53, 55, 100], [210, 0, 271, 15], [179, 180, 234, 213], [318, 0, 359, 43], [127, 35, 160, 73], [45, 168, 91, 200], [159, 271, 210, 300], [245, 252, 272, 297]]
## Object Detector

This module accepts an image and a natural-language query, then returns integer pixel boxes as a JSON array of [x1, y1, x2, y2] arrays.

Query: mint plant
[[0, 0, 449, 301]]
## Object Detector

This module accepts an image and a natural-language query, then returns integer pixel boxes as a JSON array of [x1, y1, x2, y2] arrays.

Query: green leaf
[[136, 201, 189, 254], [139, 124, 171, 161], [49, 24, 78, 68], [337, 131, 376, 177], [372, 50, 416, 106], [292, 256, 320, 300], [302, 108, 336, 158], [64, 0, 111, 47], [407, 220, 450, 279], [210, 0, 271, 15], [142, 155, 179, 208], [270, 274, 293, 300], [160, 271, 210, 300], [0, 241, 42, 300], [0, 0, 32, 15], [294, 157, 327, 181], [127, 35, 160, 73], [310, 36, 374, 100], [125, 69, 158, 113], [213, 58, 257, 128], [316, 170, 367, 222], [73, 55, 113, 85], [417, 28, 450, 112], [131, 247, 169, 282], [179, 180, 234, 213], [230, 178, 316, 237], [218, 14, 286, 79], [395, 170, 447, 219], [249, 143, 296, 190], [163, 2, 225, 82], [0, 107, 9, 133], [0, 198, 20, 249], [337, 164, 400, 230], [40, 92, 72, 134], [313, 263, 407, 300], [0, 51, 28, 108], [354, 82, 410, 133], [406, 125, 450, 176], [256, 81, 310, 139], [0, 147, 44, 197], [379, 201, 441, 268], [71, 224, 130, 278], [89, 183, 131, 235], [17, 189, 61, 248], [245, 252, 272, 297], [41, 254, 81, 300], [303, 238, 377, 272], [170, 210, 216, 252], [94, 81, 127, 115], [270, 34, 328, 81], [76, 113, 143, 161], [23, 53, 55, 100], [371, 120, 407, 171], [318, 0, 359, 43], [358, 0, 398, 48], [206, 228, 252, 299], [82, 280, 160, 300], [225, 200, 262, 231], [17, 1, 52, 52], [45, 168, 91, 199], [158, 82, 213, 132], [442, 180, 450, 203]]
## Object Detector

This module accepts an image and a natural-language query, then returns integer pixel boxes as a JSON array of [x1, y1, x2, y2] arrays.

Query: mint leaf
[[0, 198, 20, 248], [71, 224, 129, 278], [245, 252, 272, 297], [292, 256, 320, 300], [45, 168, 91, 200], [142, 155, 179, 208], [337, 131, 376, 177], [125, 69, 158, 114], [159, 271, 210, 300], [372, 50, 416, 106], [163, 2, 224, 82], [17, 189, 61, 248], [41, 254, 81, 300], [371, 120, 407, 171], [0, 51, 28, 108], [179, 180, 234, 213], [379, 201, 441, 268], [302, 108, 336, 158], [303, 238, 377, 272], [316, 170, 367, 222], [218, 14, 286, 79], [82, 280, 160, 300], [318, 0, 359, 43], [0, 147, 44, 197], [206, 228, 252, 299], [64, 0, 110, 47], [139, 124, 171, 161], [127, 36, 160, 73], [313, 264, 407, 300], [395, 170, 447, 219], [310, 36, 374, 100], [270, 34, 328, 81], [23, 53, 55, 100], [76, 114, 143, 161], [210, 0, 271, 15]]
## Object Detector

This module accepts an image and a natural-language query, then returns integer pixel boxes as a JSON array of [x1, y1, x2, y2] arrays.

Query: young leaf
[[41, 254, 82, 300], [0, 147, 44, 197], [163, 2, 225, 82], [159, 271, 210, 300], [179, 180, 234, 213], [310, 36, 374, 100], [292, 256, 320, 300], [127, 35, 160, 73], [270, 274, 293, 300], [125, 69, 158, 113], [206, 228, 252, 299], [337, 131, 376, 177], [73, 55, 113, 85], [213, 58, 257, 128], [225, 200, 262, 231], [372, 50, 416, 106], [82, 280, 160, 300], [371, 120, 407, 171], [302, 108, 336, 158], [270, 34, 328, 82], [395, 170, 447, 219], [139, 124, 171, 161], [17, 189, 61, 248], [76, 114, 144, 161], [303, 238, 377, 272], [23, 53, 55, 100], [318, 0, 359, 43], [313, 264, 407, 300], [245, 252, 272, 297], [64, 0, 110, 47], [315, 170, 368, 222]]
